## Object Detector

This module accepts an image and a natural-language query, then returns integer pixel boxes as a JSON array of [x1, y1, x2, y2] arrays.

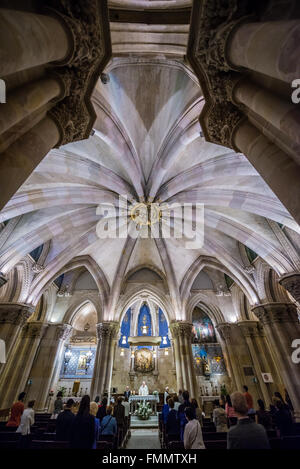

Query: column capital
[[0, 303, 34, 326], [237, 320, 260, 338], [279, 272, 300, 304], [21, 321, 48, 339], [187, 0, 257, 150], [96, 321, 119, 340], [170, 321, 194, 339], [54, 323, 73, 342], [46, 0, 111, 146], [252, 302, 299, 325], [215, 322, 234, 341]]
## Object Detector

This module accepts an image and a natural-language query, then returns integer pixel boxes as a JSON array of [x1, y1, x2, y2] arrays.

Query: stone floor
[[126, 428, 161, 449]]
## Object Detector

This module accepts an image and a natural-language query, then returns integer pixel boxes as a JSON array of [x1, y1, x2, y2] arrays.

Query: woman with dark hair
[[274, 399, 294, 437], [256, 399, 273, 430], [70, 395, 96, 449], [183, 407, 205, 449], [6, 392, 26, 428], [96, 397, 108, 422], [225, 394, 237, 427], [178, 390, 194, 440]]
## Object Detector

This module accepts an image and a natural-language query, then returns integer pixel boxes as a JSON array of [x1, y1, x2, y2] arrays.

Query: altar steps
[[130, 415, 158, 428]]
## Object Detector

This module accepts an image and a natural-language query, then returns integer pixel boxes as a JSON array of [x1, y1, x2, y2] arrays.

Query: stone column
[[233, 120, 300, 224], [216, 323, 243, 392], [0, 321, 48, 409], [252, 302, 300, 421], [26, 323, 72, 411], [228, 20, 300, 83], [170, 321, 198, 399], [279, 272, 300, 305], [237, 320, 271, 406], [0, 303, 33, 366], [0, 9, 71, 76], [170, 323, 183, 391], [90, 322, 118, 400], [0, 116, 60, 210], [104, 324, 119, 401], [232, 79, 300, 146]]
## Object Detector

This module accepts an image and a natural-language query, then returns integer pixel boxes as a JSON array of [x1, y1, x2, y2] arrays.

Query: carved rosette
[[279, 273, 300, 304], [0, 304, 34, 326], [252, 303, 299, 326], [45, 0, 111, 146]]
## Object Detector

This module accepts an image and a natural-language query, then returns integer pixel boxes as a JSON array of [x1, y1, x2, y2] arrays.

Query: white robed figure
[[139, 381, 149, 396]]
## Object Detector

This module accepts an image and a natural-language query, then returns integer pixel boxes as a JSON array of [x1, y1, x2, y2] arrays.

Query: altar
[[129, 394, 159, 414]]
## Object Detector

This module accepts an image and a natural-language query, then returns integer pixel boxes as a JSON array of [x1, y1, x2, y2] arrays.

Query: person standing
[[90, 400, 100, 449], [16, 400, 35, 448], [242, 385, 254, 414], [178, 391, 194, 440], [164, 386, 169, 404], [70, 395, 96, 449], [225, 394, 237, 427], [113, 397, 126, 447], [255, 399, 273, 431], [178, 390, 184, 404], [124, 386, 131, 399], [213, 399, 228, 432], [227, 392, 270, 449], [166, 398, 180, 436], [56, 399, 75, 442], [6, 392, 26, 428], [96, 397, 108, 423], [52, 391, 64, 419], [191, 398, 203, 427], [100, 406, 117, 442], [139, 381, 149, 396], [183, 407, 205, 449]]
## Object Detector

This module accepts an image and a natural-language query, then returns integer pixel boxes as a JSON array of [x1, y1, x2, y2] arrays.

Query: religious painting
[[134, 347, 154, 373], [192, 308, 216, 343], [77, 351, 88, 373]]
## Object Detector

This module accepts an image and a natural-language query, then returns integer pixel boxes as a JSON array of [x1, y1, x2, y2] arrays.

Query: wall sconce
[[142, 325, 147, 335], [164, 349, 169, 356], [64, 347, 72, 373], [120, 349, 125, 357], [122, 335, 127, 345], [162, 336, 167, 345]]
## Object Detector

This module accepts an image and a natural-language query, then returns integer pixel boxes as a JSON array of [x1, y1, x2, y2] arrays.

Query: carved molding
[[55, 323, 73, 341], [170, 321, 193, 339], [237, 320, 260, 338], [187, 0, 256, 149], [215, 322, 233, 341], [21, 321, 48, 339], [0, 303, 34, 326], [279, 273, 300, 304], [46, 0, 112, 146], [252, 302, 299, 326]]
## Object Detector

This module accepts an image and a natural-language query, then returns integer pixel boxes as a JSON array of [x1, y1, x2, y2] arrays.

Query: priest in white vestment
[[139, 381, 149, 396]]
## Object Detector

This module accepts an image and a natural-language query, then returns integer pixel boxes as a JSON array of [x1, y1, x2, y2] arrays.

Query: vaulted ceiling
[[0, 6, 299, 320]]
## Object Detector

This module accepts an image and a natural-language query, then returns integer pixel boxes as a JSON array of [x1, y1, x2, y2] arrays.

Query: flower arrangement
[[135, 401, 152, 420], [58, 386, 67, 397], [152, 390, 158, 396]]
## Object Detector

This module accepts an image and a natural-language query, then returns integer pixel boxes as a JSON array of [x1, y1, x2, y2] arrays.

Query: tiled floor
[[126, 428, 161, 449]]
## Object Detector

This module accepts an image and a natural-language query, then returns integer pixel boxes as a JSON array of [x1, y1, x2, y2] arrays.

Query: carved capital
[[215, 322, 233, 341], [96, 321, 119, 341], [45, 0, 111, 146], [237, 320, 259, 338], [279, 273, 300, 304], [204, 101, 245, 149], [55, 323, 73, 341], [252, 302, 299, 326], [21, 321, 48, 339], [170, 321, 193, 339], [0, 303, 34, 326]]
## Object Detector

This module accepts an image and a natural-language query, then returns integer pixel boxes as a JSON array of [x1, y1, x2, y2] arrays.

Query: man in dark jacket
[[56, 399, 75, 441], [166, 398, 180, 436], [227, 392, 270, 449], [113, 397, 126, 446]]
